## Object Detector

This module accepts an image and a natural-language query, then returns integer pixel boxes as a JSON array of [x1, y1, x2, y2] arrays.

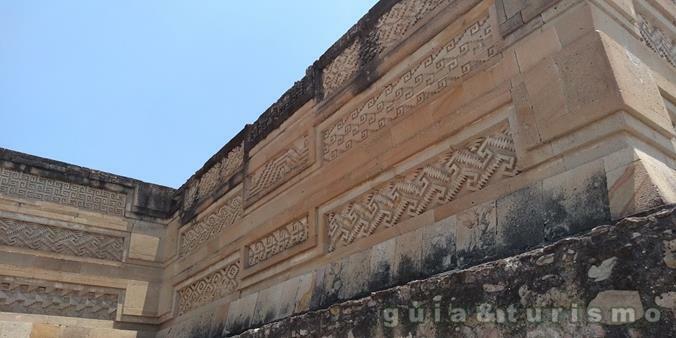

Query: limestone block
[[224, 292, 258, 336], [123, 280, 151, 317], [602, 33, 673, 133], [514, 26, 562, 72], [456, 201, 497, 267], [338, 249, 371, 301], [293, 272, 315, 314], [27, 324, 59, 338], [128, 233, 160, 261], [251, 285, 281, 327], [251, 277, 299, 327], [309, 259, 344, 310], [421, 215, 456, 276], [542, 160, 611, 241], [0, 321, 31, 338], [496, 183, 545, 255], [368, 238, 396, 291], [607, 150, 676, 219], [393, 228, 423, 285]]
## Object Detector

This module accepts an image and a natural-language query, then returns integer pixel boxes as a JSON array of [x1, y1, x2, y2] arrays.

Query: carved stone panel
[[0, 168, 127, 216], [245, 135, 311, 205], [0, 217, 125, 261], [322, 13, 497, 162], [245, 217, 309, 268], [323, 40, 361, 97], [0, 276, 122, 320], [176, 260, 240, 316], [326, 126, 517, 252], [321, 0, 451, 96], [179, 192, 243, 258], [196, 145, 244, 202], [637, 13, 675, 67]]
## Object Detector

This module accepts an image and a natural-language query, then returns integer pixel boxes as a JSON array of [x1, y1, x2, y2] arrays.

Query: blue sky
[[0, 0, 377, 188]]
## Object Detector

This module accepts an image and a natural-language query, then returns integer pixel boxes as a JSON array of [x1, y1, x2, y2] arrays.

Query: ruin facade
[[0, 0, 675, 337]]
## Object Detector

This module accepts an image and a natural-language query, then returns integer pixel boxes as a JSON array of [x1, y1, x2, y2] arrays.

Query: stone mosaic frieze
[[179, 193, 243, 258], [0, 217, 125, 261], [245, 217, 309, 268], [0, 168, 126, 216], [245, 135, 311, 205], [637, 13, 675, 67], [322, 13, 497, 162], [176, 260, 240, 316], [321, 0, 451, 96], [0, 275, 121, 320], [327, 126, 516, 252]]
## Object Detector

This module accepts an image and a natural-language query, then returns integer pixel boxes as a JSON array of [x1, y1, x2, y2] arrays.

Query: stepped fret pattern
[[373, 0, 446, 52], [196, 145, 244, 203], [327, 127, 517, 252], [177, 261, 240, 315], [245, 136, 310, 204], [0, 276, 121, 320], [637, 14, 675, 67], [179, 194, 243, 257], [321, 0, 450, 95], [323, 40, 361, 96], [0, 217, 124, 261], [0, 168, 126, 216], [322, 14, 496, 162], [246, 217, 309, 267]]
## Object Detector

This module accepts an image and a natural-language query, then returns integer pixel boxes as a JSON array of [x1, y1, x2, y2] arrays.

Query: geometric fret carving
[[322, 14, 496, 162], [177, 260, 240, 316], [245, 217, 309, 267], [323, 40, 361, 97], [321, 0, 449, 96], [179, 194, 243, 258], [326, 127, 517, 252], [373, 0, 446, 52], [0, 168, 127, 216], [196, 145, 244, 203], [245, 135, 311, 205], [0, 217, 124, 261], [637, 13, 675, 67], [0, 276, 121, 320]]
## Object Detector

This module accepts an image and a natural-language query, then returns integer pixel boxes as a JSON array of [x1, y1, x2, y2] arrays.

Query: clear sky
[[0, 0, 377, 188]]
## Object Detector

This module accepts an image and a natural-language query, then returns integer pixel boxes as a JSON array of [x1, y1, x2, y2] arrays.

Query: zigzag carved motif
[[246, 217, 309, 267], [327, 127, 517, 252], [245, 135, 310, 204], [0, 217, 124, 261], [0, 276, 121, 320], [197, 145, 244, 202], [177, 260, 240, 316], [179, 194, 243, 258], [322, 14, 496, 162], [321, 0, 450, 96]]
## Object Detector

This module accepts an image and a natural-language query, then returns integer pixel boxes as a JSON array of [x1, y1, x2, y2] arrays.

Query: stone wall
[[235, 205, 676, 337], [0, 0, 675, 337], [0, 149, 174, 337]]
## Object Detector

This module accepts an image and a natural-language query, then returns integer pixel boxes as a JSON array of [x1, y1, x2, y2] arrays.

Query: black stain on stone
[[457, 221, 497, 268], [543, 170, 611, 242], [310, 260, 345, 310], [422, 235, 456, 277], [497, 184, 546, 257], [369, 260, 393, 292], [395, 255, 420, 285]]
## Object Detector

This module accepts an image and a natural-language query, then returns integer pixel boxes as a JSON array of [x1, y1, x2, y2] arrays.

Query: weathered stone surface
[[237, 206, 676, 337], [1, 0, 675, 335]]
